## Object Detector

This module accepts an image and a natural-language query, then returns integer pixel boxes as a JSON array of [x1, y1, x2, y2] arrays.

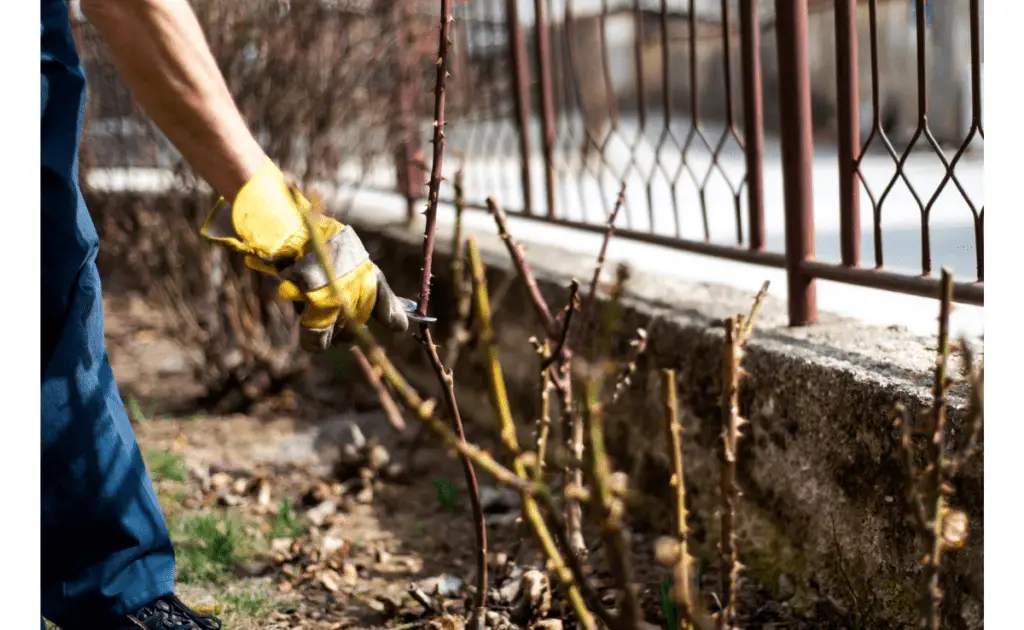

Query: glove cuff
[[278, 225, 371, 293], [200, 157, 310, 260]]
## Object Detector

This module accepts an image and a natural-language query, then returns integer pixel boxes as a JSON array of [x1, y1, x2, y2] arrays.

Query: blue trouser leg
[[41, 255, 175, 628]]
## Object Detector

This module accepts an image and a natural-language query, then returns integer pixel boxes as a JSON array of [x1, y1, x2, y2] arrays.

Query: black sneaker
[[119, 595, 223, 629]]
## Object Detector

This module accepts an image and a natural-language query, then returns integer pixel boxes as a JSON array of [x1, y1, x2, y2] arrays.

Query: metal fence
[[394, 0, 984, 326], [75, 0, 984, 326]]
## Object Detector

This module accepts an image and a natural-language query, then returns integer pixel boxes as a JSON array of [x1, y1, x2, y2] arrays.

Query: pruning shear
[[397, 296, 437, 326]]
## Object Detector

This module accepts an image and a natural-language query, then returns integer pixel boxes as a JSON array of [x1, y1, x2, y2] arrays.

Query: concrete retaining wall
[[345, 204, 983, 629]]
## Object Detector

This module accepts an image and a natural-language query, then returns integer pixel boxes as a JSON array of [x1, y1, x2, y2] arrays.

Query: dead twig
[[740, 281, 770, 346], [923, 269, 953, 630], [948, 339, 984, 478], [661, 369, 699, 629], [573, 183, 626, 355], [486, 194, 587, 557], [541, 279, 581, 371], [487, 196, 558, 338], [534, 341, 554, 482], [409, 583, 439, 614], [414, 0, 454, 316], [891, 269, 982, 630], [581, 378, 641, 630], [718, 316, 747, 629], [609, 328, 648, 406], [298, 204, 539, 498], [406, 4, 488, 622], [467, 236, 595, 630], [418, 328, 487, 618], [442, 167, 472, 369], [351, 346, 406, 431]]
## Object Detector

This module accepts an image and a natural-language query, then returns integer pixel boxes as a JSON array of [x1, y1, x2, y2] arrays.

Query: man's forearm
[[82, 0, 265, 201]]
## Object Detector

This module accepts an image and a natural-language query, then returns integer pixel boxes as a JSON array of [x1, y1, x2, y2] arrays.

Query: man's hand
[[201, 159, 409, 351]]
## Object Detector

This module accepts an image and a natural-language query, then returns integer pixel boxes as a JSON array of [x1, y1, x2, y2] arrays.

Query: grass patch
[[432, 475, 458, 514], [145, 449, 188, 483], [127, 396, 149, 423], [172, 512, 253, 584], [659, 578, 678, 630], [222, 585, 281, 618], [269, 497, 307, 539]]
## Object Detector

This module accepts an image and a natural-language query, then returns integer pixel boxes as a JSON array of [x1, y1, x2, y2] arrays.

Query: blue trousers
[[42, 1, 175, 624], [41, 253, 176, 627]]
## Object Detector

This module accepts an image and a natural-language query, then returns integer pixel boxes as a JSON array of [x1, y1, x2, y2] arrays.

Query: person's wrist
[[219, 139, 268, 203]]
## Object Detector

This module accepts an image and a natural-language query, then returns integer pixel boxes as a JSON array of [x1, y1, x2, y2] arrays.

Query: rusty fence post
[[533, 0, 557, 218], [834, 0, 861, 267], [773, 0, 817, 326], [506, 0, 535, 214], [739, 0, 765, 252]]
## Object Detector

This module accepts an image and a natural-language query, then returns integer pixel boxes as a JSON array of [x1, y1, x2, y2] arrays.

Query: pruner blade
[[397, 297, 437, 325]]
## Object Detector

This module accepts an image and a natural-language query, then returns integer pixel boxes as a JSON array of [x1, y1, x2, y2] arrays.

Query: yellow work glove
[[200, 158, 409, 351]]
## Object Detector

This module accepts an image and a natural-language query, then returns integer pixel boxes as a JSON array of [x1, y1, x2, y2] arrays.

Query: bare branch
[[718, 316, 747, 628], [662, 369, 698, 629], [541, 279, 581, 371], [352, 345, 406, 431], [418, 327, 487, 617], [609, 328, 649, 406], [581, 378, 641, 630], [414, 0, 455, 317], [467, 236, 595, 630], [486, 196, 558, 338], [573, 183, 626, 354], [443, 167, 472, 369], [923, 268, 954, 630], [739, 281, 771, 346]]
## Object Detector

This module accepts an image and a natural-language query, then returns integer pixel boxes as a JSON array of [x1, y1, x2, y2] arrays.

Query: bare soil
[[102, 292, 836, 630]]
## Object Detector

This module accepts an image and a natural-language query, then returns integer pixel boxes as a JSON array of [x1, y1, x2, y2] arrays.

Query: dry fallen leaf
[[171, 431, 189, 454], [232, 477, 249, 495], [210, 472, 232, 490], [307, 500, 338, 527], [320, 569, 342, 592], [342, 562, 359, 585], [257, 478, 272, 506], [941, 508, 969, 550]]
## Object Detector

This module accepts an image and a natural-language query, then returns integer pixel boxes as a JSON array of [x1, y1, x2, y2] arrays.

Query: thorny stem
[[487, 196, 558, 338], [295, 207, 532, 498], [948, 340, 984, 478], [891, 271, 983, 630], [609, 328, 649, 406], [405, 3, 488, 617], [663, 369, 696, 629], [486, 195, 586, 557], [467, 237, 594, 630], [415, 0, 454, 317], [573, 182, 626, 355], [419, 328, 487, 619], [740, 281, 771, 346], [538, 494, 619, 630], [718, 316, 747, 629], [519, 454, 614, 629], [923, 268, 954, 630], [535, 344, 554, 482], [581, 379, 641, 630], [541, 279, 581, 371], [407, 2, 486, 617], [892, 404, 929, 534], [443, 168, 472, 369], [351, 346, 406, 431], [557, 366, 586, 558]]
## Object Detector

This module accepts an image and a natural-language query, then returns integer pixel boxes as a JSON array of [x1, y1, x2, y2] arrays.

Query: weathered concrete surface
[[344, 205, 983, 629]]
